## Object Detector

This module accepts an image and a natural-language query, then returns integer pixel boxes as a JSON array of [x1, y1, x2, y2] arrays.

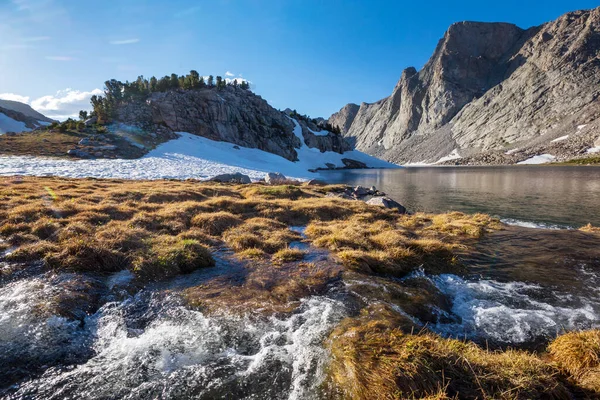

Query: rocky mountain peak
[[329, 6, 600, 164]]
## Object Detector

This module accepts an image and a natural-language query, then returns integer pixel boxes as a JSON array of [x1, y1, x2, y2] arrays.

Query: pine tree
[[189, 70, 200, 88], [149, 76, 158, 92], [208, 75, 214, 87], [170, 73, 179, 89], [216, 76, 223, 90]]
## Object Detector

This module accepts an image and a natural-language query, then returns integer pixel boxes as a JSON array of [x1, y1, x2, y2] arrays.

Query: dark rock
[[325, 163, 336, 169], [353, 186, 369, 197], [342, 158, 367, 169], [67, 149, 91, 158], [210, 172, 252, 184], [366, 197, 407, 213]]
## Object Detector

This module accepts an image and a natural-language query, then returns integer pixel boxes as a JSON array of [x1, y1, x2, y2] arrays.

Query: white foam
[[431, 274, 600, 344], [10, 289, 346, 399], [500, 218, 569, 230]]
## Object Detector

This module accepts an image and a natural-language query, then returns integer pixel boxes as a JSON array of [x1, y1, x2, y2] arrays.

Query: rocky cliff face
[[330, 7, 600, 164], [115, 87, 350, 161]]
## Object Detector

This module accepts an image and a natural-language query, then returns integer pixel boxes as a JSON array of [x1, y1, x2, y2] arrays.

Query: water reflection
[[320, 166, 600, 227]]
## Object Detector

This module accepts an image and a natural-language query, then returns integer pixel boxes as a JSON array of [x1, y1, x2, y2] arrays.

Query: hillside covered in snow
[[0, 99, 56, 134], [0, 118, 398, 181]]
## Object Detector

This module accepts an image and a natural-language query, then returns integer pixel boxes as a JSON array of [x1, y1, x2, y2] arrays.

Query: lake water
[[320, 166, 600, 228]]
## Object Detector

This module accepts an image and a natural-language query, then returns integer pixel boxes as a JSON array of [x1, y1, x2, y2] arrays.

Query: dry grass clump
[[580, 223, 600, 233], [305, 215, 467, 277], [240, 184, 311, 200], [548, 329, 600, 393], [222, 218, 300, 254], [190, 211, 243, 236], [30, 218, 62, 240], [185, 256, 341, 314], [5, 241, 60, 262], [327, 314, 573, 400], [429, 212, 502, 238], [0, 177, 499, 284], [133, 237, 215, 280], [44, 239, 128, 273], [272, 247, 306, 264]]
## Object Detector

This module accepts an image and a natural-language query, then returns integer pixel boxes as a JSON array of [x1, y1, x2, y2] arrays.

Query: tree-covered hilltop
[[86, 71, 251, 124]]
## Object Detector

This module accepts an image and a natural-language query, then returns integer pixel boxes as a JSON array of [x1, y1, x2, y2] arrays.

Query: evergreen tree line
[[87, 71, 250, 124]]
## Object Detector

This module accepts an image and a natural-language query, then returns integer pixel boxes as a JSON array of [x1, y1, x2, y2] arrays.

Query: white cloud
[[0, 93, 30, 103], [109, 38, 140, 45], [30, 88, 103, 120], [45, 55, 75, 61], [225, 71, 234, 77]]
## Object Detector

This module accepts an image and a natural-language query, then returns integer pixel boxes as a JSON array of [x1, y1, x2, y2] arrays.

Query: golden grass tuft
[[272, 247, 306, 263], [548, 329, 600, 393], [44, 239, 128, 273], [5, 241, 60, 262], [580, 223, 600, 233], [327, 313, 573, 400], [30, 218, 62, 240], [223, 218, 300, 254], [190, 211, 243, 236], [133, 237, 215, 280], [305, 215, 467, 278], [429, 212, 502, 238]]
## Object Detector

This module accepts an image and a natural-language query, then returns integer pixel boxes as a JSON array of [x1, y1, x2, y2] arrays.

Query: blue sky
[[1, 0, 598, 120]]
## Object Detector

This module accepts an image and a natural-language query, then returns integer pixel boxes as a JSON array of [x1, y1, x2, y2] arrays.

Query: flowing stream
[[2, 167, 600, 397]]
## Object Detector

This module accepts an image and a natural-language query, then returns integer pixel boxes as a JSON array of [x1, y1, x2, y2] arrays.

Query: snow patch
[[551, 135, 569, 143], [586, 147, 600, 154], [517, 154, 556, 165], [577, 124, 588, 130], [435, 149, 461, 164], [306, 126, 330, 137], [0, 112, 30, 134], [0, 120, 398, 180], [505, 148, 520, 155]]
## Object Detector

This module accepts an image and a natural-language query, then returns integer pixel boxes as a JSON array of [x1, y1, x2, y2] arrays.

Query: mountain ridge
[[329, 7, 600, 164]]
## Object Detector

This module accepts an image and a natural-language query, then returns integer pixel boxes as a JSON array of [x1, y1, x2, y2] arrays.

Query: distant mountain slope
[[330, 7, 600, 164], [0, 100, 57, 134], [0, 100, 56, 123]]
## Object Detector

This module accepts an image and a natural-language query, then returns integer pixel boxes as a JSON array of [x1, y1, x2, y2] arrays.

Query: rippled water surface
[[320, 166, 600, 227]]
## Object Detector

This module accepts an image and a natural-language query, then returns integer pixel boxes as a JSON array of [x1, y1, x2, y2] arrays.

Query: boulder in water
[[366, 197, 407, 213]]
